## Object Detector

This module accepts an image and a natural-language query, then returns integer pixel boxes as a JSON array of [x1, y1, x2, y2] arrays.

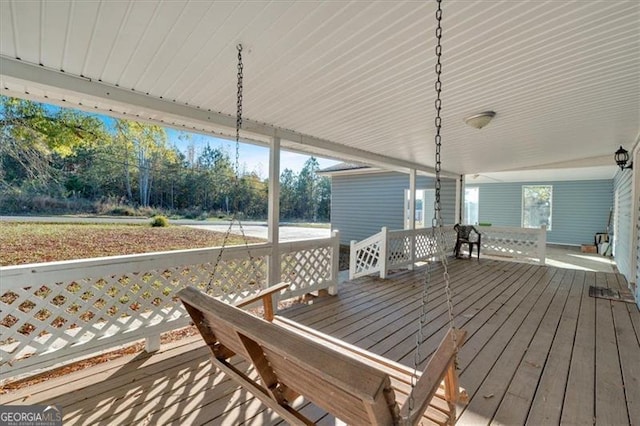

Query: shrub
[[150, 215, 170, 227], [108, 206, 137, 216]]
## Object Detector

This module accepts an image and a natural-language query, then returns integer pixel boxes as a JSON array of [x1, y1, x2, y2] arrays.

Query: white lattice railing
[[478, 225, 547, 265], [350, 226, 456, 279], [0, 232, 339, 383]]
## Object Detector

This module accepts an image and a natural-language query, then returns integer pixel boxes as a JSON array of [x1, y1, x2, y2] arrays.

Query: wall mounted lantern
[[614, 146, 633, 170]]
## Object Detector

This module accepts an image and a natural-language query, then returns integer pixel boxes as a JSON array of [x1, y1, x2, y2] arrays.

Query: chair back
[[454, 224, 477, 240]]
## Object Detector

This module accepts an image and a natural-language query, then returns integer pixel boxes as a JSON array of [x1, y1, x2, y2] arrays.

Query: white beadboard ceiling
[[0, 0, 638, 178]]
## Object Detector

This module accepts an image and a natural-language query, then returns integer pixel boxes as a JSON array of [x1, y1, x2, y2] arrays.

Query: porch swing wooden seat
[[177, 285, 467, 425]]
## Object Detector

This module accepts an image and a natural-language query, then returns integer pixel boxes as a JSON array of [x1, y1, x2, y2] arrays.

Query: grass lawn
[[0, 222, 264, 266]]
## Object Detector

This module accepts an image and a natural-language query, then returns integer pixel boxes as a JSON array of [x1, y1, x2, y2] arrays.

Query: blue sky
[[164, 128, 338, 179], [38, 100, 339, 178]]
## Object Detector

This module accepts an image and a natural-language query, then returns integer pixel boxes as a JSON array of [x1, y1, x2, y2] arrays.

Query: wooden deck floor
[[3, 258, 639, 425]]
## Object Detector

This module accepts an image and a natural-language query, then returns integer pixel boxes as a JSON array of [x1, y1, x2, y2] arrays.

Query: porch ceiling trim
[[0, 56, 459, 179]]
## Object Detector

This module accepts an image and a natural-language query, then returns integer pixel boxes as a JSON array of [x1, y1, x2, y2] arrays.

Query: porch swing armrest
[[400, 328, 467, 426], [233, 282, 291, 321]]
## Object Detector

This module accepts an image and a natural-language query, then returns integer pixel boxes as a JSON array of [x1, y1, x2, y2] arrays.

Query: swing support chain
[[407, 0, 459, 420], [207, 44, 261, 295]]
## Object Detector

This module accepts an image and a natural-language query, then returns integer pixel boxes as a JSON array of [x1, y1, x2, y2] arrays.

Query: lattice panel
[[387, 236, 411, 266], [481, 231, 539, 259], [414, 233, 438, 259], [402, 227, 455, 261], [353, 242, 382, 276], [0, 256, 266, 370], [281, 246, 333, 293]]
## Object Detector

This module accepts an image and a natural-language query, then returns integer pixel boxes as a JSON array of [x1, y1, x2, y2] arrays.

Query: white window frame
[[464, 186, 479, 225], [522, 185, 553, 230]]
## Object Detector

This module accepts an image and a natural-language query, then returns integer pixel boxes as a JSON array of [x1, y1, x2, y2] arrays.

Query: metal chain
[[431, 0, 458, 358], [431, 0, 458, 354], [408, 0, 458, 421], [231, 44, 257, 278], [208, 44, 260, 294], [235, 44, 243, 177]]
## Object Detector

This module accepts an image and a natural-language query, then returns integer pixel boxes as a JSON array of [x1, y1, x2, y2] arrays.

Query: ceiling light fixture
[[614, 146, 633, 170], [464, 111, 496, 129]]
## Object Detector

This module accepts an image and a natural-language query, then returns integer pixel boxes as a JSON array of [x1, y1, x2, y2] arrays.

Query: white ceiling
[[1, 0, 638, 178]]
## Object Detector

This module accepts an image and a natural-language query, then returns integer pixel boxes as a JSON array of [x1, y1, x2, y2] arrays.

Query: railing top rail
[[387, 224, 455, 238], [351, 230, 384, 249], [0, 242, 274, 288], [477, 225, 546, 234]]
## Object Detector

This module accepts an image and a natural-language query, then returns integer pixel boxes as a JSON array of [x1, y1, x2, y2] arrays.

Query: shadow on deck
[[3, 258, 639, 425]]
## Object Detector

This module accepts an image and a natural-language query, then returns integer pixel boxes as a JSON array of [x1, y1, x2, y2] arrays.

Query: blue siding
[[472, 180, 613, 245], [331, 172, 456, 244]]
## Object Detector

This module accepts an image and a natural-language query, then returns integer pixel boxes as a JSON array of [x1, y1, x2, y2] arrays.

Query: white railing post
[[538, 225, 547, 265], [380, 227, 389, 279], [145, 334, 160, 353], [408, 169, 416, 271], [329, 231, 340, 295], [349, 240, 357, 280]]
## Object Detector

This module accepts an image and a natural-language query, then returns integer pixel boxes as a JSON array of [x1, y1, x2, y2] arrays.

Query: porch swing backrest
[[178, 286, 466, 426]]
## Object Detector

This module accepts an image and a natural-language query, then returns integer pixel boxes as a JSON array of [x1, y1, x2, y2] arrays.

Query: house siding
[[471, 180, 613, 246], [331, 172, 456, 244], [614, 170, 633, 281]]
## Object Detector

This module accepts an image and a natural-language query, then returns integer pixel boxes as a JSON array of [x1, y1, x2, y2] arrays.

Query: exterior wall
[[330, 172, 456, 244], [614, 169, 633, 281], [469, 180, 613, 246]]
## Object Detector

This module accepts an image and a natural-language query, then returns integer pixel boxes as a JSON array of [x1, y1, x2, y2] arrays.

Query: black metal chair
[[454, 224, 481, 260]]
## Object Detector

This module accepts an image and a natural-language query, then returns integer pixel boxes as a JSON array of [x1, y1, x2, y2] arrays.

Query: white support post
[[408, 169, 416, 271], [145, 334, 160, 353], [329, 231, 340, 295], [267, 137, 281, 310], [349, 240, 357, 280], [538, 225, 547, 265], [409, 169, 417, 270], [380, 226, 389, 279], [456, 175, 464, 224]]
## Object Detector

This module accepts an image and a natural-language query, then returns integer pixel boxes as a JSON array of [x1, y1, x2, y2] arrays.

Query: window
[[464, 187, 479, 224], [522, 185, 552, 230]]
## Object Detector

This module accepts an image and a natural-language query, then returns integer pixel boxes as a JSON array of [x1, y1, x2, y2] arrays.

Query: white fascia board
[[0, 56, 458, 178]]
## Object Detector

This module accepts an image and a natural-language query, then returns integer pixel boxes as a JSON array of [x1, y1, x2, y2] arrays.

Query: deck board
[[594, 273, 629, 425], [525, 269, 585, 425], [609, 273, 640, 424], [458, 266, 567, 424], [561, 269, 597, 425], [491, 268, 576, 425], [2, 258, 639, 426]]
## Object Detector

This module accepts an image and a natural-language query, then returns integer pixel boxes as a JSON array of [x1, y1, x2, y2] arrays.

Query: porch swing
[[178, 1, 467, 424]]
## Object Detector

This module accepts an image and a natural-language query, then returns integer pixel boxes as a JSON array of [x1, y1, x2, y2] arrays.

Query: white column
[[409, 169, 416, 270], [380, 226, 389, 279], [456, 175, 464, 224], [268, 137, 281, 292]]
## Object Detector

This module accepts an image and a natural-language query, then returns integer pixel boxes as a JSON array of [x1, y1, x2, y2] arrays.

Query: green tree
[[279, 168, 297, 220], [0, 96, 105, 190], [297, 157, 320, 221], [113, 119, 175, 207]]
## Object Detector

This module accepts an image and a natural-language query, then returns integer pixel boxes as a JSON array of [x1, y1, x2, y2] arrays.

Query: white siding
[[614, 169, 633, 281]]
